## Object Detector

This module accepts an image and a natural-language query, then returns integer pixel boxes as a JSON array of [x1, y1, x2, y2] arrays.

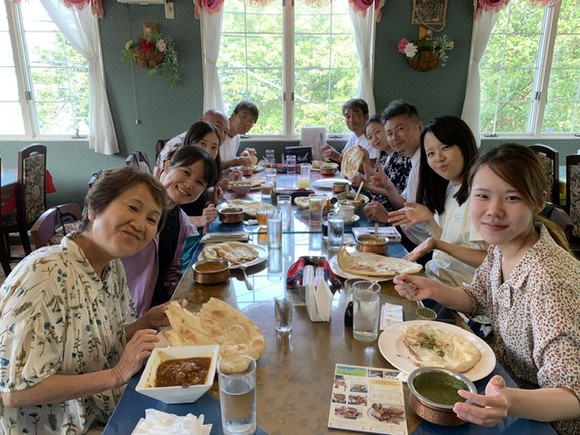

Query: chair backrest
[[17, 144, 47, 226], [155, 139, 168, 160], [566, 154, 580, 240], [31, 203, 82, 249], [529, 144, 560, 206]]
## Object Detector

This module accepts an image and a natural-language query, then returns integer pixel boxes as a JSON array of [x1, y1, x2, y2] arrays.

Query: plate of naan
[[199, 242, 267, 268], [226, 199, 275, 217], [332, 249, 422, 280], [378, 321, 495, 381]]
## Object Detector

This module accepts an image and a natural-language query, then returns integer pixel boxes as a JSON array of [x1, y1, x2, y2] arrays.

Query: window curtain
[[348, 0, 383, 116], [199, 9, 225, 112], [40, 0, 119, 154], [461, 10, 498, 146]]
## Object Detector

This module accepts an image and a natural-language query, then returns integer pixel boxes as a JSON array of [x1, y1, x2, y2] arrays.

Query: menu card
[[328, 364, 408, 435]]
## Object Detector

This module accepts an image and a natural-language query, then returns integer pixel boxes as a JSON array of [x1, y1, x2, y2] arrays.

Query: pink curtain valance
[[194, 0, 384, 21], [7, 0, 103, 17], [473, 0, 559, 19]]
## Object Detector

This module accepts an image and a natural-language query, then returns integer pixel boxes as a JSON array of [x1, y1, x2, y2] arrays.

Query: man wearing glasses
[[221, 101, 260, 169]]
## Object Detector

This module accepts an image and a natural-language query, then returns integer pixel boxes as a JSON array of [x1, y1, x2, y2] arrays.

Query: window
[[218, 0, 360, 137], [479, 0, 579, 136], [0, 1, 89, 137]]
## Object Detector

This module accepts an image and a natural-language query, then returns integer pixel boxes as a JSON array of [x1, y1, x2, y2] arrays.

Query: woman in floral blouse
[[394, 144, 579, 434], [0, 166, 181, 434], [351, 115, 411, 211]]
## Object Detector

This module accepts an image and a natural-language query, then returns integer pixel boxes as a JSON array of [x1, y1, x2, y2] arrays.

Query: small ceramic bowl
[[193, 259, 231, 284], [320, 162, 338, 176], [218, 207, 245, 223], [336, 192, 370, 213], [407, 367, 477, 426], [356, 234, 388, 255], [229, 181, 253, 196]]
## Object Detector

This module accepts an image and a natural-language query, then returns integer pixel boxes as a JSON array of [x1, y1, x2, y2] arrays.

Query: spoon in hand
[[401, 281, 437, 320]]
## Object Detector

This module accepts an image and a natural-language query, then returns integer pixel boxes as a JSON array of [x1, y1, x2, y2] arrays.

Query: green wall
[[1, 0, 578, 207]]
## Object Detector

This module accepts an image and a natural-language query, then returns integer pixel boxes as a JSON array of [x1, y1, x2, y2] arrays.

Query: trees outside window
[[0, 1, 89, 137], [480, 0, 579, 136], [218, 0, 360, 137]]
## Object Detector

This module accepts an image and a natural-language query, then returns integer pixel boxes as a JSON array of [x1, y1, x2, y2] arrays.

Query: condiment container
[[320, 163, 338, 176], [407, 367, 477, 426], [193, 259, 231, 284], [356, 234, 388, 255]]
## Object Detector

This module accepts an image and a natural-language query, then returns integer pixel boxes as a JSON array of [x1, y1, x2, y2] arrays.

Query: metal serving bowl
[[356, 234, 388, 255], [336, 191, 370, 213], [320, 162, 338, 176], [219, 206, 245, 223], [193, 259, 231, 285], [407, 367, 477, 426]]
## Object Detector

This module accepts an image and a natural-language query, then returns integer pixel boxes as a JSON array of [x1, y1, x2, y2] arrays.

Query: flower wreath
[[398, 34, 454, 71]]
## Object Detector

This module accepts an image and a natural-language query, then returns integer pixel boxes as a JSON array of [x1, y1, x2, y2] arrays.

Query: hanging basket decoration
[[398, 35, 454, 72], [407, 49, 442, 72], [122, 27, 180, 87]]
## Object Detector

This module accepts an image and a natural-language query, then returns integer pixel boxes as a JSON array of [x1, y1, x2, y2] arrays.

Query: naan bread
[[337, 248, 422, 277], [403, 323, 481, 373], [228, 200, 275, 217], [164, 299, 266, 360], [240, 149, 258, 166], [200, 241, 260, 265], [341, 146, 364, 179]]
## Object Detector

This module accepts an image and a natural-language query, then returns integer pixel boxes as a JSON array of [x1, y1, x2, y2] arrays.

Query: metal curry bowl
[[218, 206, 245, 223], [356, 234, 388, 255], [407, 367, 477, 426], [193, 259, 231, 284]]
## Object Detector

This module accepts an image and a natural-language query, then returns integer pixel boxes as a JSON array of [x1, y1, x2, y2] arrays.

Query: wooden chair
[[530, 144, 560, 206], [0, 156, 12, 275], [566, 154, 580, 246], [31, 203, 82, 249], [0, 144, 47, 256]]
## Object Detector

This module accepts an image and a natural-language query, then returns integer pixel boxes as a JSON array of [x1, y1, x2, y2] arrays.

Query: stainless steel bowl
[[356, 234, 388, 255], [193, 259, 231, 285], [219, 207, 245, 223], [407, 367, 477, 426]]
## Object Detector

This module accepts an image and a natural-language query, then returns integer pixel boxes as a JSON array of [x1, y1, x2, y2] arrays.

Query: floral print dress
[[0, 236, 137, 434], [464, 224, 580, 434], [373, 151, 411, 211]]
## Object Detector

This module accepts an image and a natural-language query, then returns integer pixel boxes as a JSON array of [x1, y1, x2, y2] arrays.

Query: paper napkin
[[306, 280, 333, 322], [132, 409, 212, 435], [380, 303, 403, 330]]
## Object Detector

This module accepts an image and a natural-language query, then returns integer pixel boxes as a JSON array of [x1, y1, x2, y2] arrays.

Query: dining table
[[104, 167, 557, 435]]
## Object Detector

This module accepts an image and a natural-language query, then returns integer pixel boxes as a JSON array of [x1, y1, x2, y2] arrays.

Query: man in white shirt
[[319, 99, 379, 165], [364, 100, 430, 249], [221, 101, 260, 169]]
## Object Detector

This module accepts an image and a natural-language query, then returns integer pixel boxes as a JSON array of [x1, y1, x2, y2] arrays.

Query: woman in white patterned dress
[[0, 165, 181, 434]]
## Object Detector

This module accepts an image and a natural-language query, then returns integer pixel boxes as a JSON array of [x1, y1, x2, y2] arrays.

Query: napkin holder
[[305, 280, 333, 322]]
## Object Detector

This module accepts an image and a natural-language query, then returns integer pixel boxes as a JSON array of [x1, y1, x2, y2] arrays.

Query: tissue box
[[305, 281, 333, 322]]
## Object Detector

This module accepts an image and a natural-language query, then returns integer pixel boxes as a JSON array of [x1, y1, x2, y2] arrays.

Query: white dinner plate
[[328, 256, 392, 282], [198, 243, 268, 269], [312, 178, 351, 189], [378, 320, 496, 382]]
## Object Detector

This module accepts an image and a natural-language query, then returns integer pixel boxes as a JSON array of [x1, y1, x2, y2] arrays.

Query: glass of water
[[286, 154, 296, 175], [352, 280, 381, 342], [267, 212, 282, 249], [218, 354, 257, 435], [308, 194, 323, 226], [327, 212, 344, 252], [277, 194, 292, 230], [265, 149, 276, 167]]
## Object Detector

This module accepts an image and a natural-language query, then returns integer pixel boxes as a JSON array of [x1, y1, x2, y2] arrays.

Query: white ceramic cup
[[339, 204, 355, 222]]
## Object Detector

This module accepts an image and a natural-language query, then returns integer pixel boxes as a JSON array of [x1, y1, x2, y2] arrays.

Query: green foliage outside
[[30, 33, 89, 136], [218, 0, 359, 136], [480, 0, 579, 134]]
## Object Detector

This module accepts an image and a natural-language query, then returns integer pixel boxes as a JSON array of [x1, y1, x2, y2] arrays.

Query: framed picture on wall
[[411, 0, 448, 26]]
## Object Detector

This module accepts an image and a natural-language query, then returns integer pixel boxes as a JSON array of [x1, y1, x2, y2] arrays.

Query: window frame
[[481, 1, 579, 140], [1, 1, 88, 141]]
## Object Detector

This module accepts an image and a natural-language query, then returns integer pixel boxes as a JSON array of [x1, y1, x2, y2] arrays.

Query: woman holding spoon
[[394, 144, 580, 433]]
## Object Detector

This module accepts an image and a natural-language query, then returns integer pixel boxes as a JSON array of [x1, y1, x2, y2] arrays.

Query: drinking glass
[[267, 212, 282, 249], [218, 355, 257, 435], [286, 155, 296, 175], [298, 163, 311, 188], [265, 168, 277, 188], [352, 280, 381, 342], [256, 209, 273, 229], [327, 212, 344, 252], [274, 297, 293, 333], [265, 149, 276, 167], [277, 195, 292, 230], [308, 194, 323, 226]]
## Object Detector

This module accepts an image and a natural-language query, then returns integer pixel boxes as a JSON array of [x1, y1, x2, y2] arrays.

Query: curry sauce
[[155, 357, 212, 387]]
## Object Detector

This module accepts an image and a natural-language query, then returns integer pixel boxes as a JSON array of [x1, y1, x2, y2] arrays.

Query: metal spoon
[[354, 182, 363, 202], [401, 281, 437, 320], [238, 265, 253, 290]]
